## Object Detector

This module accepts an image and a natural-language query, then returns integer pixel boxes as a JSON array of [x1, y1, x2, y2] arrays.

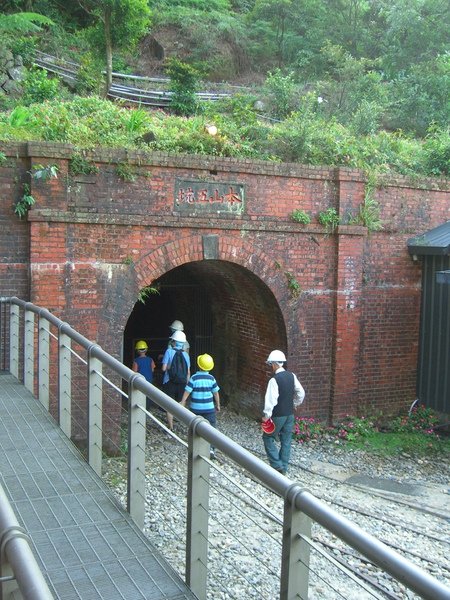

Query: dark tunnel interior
[[123, 260, 287, 414]]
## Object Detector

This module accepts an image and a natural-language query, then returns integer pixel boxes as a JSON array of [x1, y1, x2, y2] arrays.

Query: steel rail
[[33, 52, 231, 106]]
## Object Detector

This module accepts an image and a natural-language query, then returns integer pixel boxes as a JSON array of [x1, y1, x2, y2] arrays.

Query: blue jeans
[[262, 414, 294, 473], [194, 411, 216, 452]]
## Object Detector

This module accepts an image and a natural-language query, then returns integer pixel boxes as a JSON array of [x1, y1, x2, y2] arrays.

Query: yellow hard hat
[[135, 340, 148, 351], [197, 353, 214, 371]]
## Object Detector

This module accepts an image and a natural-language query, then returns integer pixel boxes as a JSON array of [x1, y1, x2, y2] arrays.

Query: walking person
[[132, 340, 156, 411], [262, 350, 305, 475], [161, 330, 190, 431], [167, 319, 189, 352], [181, 353, 220, 459]]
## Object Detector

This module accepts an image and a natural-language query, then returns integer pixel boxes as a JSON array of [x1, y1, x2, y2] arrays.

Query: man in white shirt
[[262, 350, 305, 475]]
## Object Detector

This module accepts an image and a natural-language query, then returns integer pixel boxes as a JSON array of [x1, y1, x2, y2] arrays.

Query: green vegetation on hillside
[[0, 0, 449, 177]]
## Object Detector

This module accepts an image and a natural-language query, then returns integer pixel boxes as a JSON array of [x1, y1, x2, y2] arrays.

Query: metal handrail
[[1, 296, 449, 600], [0, 484, 53, 599]]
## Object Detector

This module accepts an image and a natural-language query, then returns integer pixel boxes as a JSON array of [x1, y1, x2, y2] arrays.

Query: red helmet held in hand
[[261, 418, 275, 434]]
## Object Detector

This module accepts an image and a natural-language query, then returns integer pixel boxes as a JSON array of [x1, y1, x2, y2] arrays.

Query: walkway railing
[[0, 296, 449, 600], [0, 484, 54, 600]]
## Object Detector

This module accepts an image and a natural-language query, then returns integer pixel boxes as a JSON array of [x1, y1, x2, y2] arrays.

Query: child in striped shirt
[[181, 353, 220, 458]]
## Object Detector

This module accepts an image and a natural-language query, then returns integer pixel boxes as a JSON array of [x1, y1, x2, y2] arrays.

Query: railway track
[[229, 441, 449, 541], [33, 50, 234, 107], [211, 444, 450, 598], [102, 418, 450, 599]]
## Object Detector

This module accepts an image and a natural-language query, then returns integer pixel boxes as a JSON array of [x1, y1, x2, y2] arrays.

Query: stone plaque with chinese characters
[[175, 179, 245, 214]]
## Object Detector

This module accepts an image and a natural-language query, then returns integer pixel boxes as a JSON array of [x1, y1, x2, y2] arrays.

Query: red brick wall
[[0, 145, 30, 300], [1, 141, 449, 430]]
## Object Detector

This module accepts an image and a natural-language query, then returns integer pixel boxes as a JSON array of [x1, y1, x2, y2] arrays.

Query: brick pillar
[[330, 169, 366, 421], [330, 229, 365, 420]]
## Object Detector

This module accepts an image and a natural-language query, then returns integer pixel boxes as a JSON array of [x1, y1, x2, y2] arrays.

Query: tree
[[0, 12, 54, 35], [166, 58, 200, 116], [77, 0, 151, 94], [251, 0, 296, 67], [375, 0, 450, 76]]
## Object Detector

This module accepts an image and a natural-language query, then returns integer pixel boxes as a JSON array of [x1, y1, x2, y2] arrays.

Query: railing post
[[9, 303, 20, 379], [186, 417, 210, 600], [38, 315, 50, 410], [88, 351, 103, 476], [24, 308, 35, 394], [58, 328, 71, 438], [280, 486, 312, 600], [127, 377, 146, 529]]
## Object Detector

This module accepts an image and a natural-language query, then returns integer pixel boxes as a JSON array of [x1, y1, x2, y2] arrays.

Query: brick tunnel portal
[[124, 259, 287, 415]]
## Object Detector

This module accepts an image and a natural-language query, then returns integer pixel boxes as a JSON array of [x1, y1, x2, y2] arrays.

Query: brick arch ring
[[134, 233, 288, 306]]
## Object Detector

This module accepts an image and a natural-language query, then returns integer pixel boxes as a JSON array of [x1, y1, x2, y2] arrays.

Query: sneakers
[[275, 467, 286, 475], [210, 449, 216, 460]]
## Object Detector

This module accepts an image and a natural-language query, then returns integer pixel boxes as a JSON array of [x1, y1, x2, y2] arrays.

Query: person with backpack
[[167, 319, 190, 352], [132, 340, 155, 411], [181, 353, 220, 459], [161, 330, 190, 431], [262, 350, 305, 476]]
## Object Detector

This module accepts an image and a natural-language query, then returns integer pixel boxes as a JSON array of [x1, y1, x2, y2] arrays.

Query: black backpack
[[168, 350, 188, 384]]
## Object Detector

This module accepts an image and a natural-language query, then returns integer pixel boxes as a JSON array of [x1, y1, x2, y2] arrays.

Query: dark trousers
[[164, 381, 185, 402]]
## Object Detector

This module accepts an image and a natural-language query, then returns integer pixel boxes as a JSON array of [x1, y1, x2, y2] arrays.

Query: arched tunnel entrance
[[124, 260, 287, 416]]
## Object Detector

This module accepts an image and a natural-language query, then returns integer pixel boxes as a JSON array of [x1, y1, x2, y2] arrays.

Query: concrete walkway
[[0, 372, 197, 600]]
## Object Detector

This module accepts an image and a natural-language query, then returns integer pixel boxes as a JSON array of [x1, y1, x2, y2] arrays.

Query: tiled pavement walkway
[[0, 372, 196, 600]]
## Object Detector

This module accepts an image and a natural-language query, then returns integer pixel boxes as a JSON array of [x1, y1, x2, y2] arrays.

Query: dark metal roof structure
[[409, 222, 450, 412], [407, 220, 450, 256]]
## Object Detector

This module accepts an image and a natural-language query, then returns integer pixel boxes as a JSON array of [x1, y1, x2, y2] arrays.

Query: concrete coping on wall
[[1, 140, 449, 191], [27, 208, 369, 236]]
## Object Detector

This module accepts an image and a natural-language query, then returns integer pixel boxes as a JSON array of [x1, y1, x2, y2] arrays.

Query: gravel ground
[[217, 409, 450, 487], [104, 408, 450, 600]]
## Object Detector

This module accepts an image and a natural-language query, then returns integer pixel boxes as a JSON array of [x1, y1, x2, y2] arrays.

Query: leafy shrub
[[0, 106, 38, 140], [0, 95, 445, 178], [209, 94, 259, 128], [116, 162, 136, 182], [387, 55, 450, 136], [422, 127, 450, 177], [14, 183, 35, 219], [290, 209, 311, 224], [284, 271, 301, 298], [31, 164, 59, 181], [263, 69, 298, 119], [391, 405, 439, 435], [314, 44, 389, 128], [318, 207, 340, 232], [166, 58, 200, 116], [261, 102, 359, 166], [348, 177, 383, 232], [293, 417, 325, 443], [9, 36, 36, 66], [350, 100, 384, 136], [352, 196, 383, 232], [332, 416, 377, 442], [75, 53, 104, 95], [69, 154, 99, 176], [22, 68, 61, 105]]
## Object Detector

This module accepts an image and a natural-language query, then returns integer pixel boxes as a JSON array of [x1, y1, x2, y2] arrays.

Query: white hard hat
[[171, 330, 186, 343], [266, 350, 286, 363], [170, 319, 184, 331]]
